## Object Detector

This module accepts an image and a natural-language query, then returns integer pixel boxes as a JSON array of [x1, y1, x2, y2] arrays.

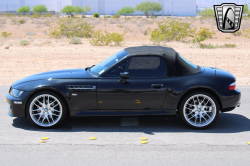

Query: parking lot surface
[[0, 86, 250, 166]]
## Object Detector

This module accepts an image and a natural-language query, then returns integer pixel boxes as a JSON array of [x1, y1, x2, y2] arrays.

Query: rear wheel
[[26, 91, 67, 128], [179, 91, 220, 129]]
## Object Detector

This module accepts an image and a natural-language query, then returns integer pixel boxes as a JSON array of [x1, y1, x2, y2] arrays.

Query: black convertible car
[[6, 46, 241, 129]]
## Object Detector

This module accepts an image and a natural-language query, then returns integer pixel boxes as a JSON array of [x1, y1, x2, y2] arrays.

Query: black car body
[[6, 46, 241, 129]]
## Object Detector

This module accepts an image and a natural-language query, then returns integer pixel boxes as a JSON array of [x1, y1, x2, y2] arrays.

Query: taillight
[[229, 82, 236, 90]]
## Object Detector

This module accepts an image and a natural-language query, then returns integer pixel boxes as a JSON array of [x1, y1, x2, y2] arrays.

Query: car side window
[[127, 56, 167, 78], [102, 58, 130, 77]]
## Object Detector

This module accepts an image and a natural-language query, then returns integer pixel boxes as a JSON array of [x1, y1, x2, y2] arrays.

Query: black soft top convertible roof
[[124, 46, 200, 76]]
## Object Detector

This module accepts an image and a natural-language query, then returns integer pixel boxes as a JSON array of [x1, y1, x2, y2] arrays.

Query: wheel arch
[[24, 88, 70, 117], [177, 87, 222, 113]]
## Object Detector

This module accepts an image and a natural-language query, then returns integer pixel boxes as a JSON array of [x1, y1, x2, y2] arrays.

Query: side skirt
[[70, 110, 177, 116]]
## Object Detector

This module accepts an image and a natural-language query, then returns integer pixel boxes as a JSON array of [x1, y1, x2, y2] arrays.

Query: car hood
[[12, 68, 95, 87]]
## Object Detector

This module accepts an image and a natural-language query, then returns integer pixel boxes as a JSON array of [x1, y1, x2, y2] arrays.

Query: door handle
[[151, 84, 163, 88]]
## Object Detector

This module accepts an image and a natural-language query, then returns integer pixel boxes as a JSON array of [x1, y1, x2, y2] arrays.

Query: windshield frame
[[88, 50, 129, 77]]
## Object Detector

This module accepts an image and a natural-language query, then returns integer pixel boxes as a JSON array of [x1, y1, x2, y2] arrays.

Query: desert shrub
[[112, 14, 120, 18], [199, 43, 236, 49], [44, 21, 50, 26], [69, 37, 82, 44], [192, 27, 215, 43], [49, 17, 94, 38], [233, 30, 242, 36], [4, 13, 16, 17], [243, 28, 250, 38], [19, 19, 26, 24], [136, 16, 142, 19], [26, 32, 36, 36], [199, 17, 205, 23], [225, 37, 231, 39], [223, 43, 236, 48], [199, 43, 216, 49], [2, 31, 12, 38], [200, 8, 215, 17], [124, 17, 132, 21], [117, 24, 124, 28], [150, 20, 195, 43], [104, 15, 111, 18], [19, 40, 29, 46], [12, 18, 18, 25], [90, 30, 124, 46], [31, 13, 41, 18], [43, 12, 53, 17], [93, 13, 100, 18], [143, 27, 151, 35]]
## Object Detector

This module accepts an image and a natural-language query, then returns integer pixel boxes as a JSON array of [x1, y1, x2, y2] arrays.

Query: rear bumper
[[220, 89, 241, 112], [6, 92, 29, 117]]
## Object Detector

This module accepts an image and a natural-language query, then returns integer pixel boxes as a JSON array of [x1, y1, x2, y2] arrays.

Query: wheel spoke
[[33, 103, 40, 108], [200, 97, 206, 105], [49, 114, 54, 122], [51, 113, 60, 116], [36, 99, 43, 106], [49, 100, 56, 106], [195, 114, 197, 124], [52, 103, 59, 108], [196, 96, 200, 104], [41, 116, 46, 124], [46, 116, 50, 123], [37, 113, 43, 122], [185, 107, 194, 111]]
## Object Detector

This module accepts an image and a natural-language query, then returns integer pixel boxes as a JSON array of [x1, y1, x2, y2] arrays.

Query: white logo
[[214, 3, 244, 33]]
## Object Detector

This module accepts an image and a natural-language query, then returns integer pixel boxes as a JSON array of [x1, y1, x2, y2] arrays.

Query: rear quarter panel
[[162, 67, 236, 110]]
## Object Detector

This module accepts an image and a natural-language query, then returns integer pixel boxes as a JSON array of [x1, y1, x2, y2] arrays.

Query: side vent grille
[[66, 85, 96, 90]]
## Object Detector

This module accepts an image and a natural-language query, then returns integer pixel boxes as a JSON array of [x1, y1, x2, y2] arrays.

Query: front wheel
[[179, 91, 220, 129], [26, 91, 67, 128]]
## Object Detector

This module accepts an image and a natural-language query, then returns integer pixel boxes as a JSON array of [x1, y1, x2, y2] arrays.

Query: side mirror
[[119, 72, 129, 83], [120, 72, 129, 79]]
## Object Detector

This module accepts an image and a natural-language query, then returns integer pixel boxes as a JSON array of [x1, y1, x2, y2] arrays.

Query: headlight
[[10, 88, 23, 97]]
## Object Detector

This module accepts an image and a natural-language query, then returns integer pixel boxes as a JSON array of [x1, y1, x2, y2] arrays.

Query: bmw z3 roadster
[[6, 46, 241, 129]]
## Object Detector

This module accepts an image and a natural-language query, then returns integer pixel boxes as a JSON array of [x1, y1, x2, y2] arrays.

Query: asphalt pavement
[[0, 86, 250, 166]]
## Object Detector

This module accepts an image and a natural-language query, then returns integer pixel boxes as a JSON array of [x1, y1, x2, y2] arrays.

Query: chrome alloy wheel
[[29, 94, 62, 127], [183, 94, 216, 127]]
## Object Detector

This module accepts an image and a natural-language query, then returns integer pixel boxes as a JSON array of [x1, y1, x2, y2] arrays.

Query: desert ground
[[0, 15, 250, 86]]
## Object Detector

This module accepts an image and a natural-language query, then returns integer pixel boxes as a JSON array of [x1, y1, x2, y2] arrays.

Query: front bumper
[[6, 92, 30, 117]]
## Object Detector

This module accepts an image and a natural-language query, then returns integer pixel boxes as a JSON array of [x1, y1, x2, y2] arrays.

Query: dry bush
[[69, 37, 82, 44], [49, 17, 94, 38], [2, 31, 12, 38], [19, 40, 29, 46], [90, 30, 124, 46], [150, 20, 195, 44]]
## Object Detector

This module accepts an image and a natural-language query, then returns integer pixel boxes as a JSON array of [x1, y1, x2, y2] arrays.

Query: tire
[[179, 91, 220, 129], [26, 91, 67, 128]]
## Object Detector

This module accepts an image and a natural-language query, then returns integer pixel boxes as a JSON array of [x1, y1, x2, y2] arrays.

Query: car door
[[97, 55, 168, 110]]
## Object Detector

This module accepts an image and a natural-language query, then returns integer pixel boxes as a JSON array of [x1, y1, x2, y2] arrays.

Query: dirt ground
[[0, 16, 250, 86]]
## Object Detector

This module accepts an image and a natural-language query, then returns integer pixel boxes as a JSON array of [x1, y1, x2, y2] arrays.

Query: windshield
[[89, 50, 129, 76], [179, 55, 198, 70]]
